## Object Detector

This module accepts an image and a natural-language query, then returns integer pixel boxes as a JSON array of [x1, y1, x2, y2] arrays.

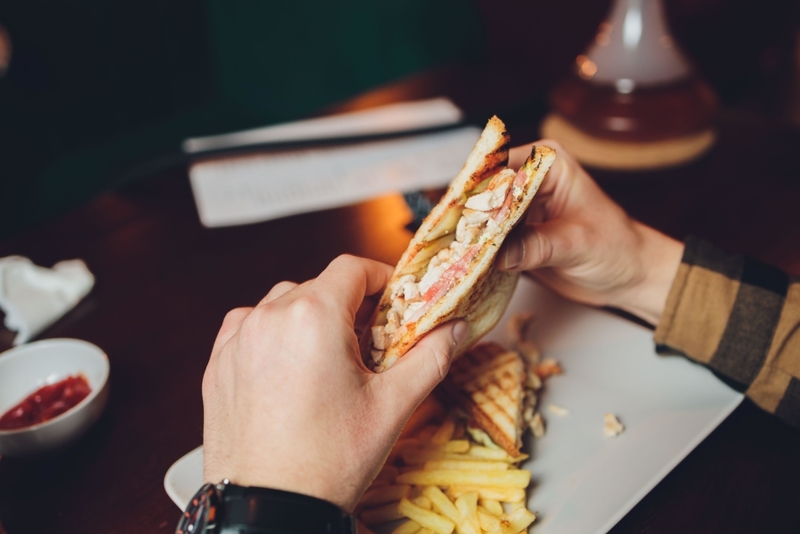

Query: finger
[[511, 140, 577, 228], [313, 255, 394, 316], [497, 218, 584, 272], [529, 138, 575, 196], [379, 320, 468, 414], [258, 280, 299, 306], [510, 139, 571, 195]]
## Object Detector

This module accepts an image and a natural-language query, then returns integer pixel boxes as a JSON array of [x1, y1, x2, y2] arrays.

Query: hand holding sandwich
[[501, 140, 684, 326], [201, 255, 467, 512]]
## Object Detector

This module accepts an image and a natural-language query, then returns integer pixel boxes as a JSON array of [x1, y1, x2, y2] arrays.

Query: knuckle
[[218, 307, 250, 337], [331, 253, 359, 269], [271, 280, 296, 294], [533, 230, 553, 266], [286, 293, 326, 323], [222, 307, 249, 327], [237, 306, 268, 339]]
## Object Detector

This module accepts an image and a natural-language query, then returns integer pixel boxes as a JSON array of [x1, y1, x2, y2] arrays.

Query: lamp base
[[540, 113, 715, 171]]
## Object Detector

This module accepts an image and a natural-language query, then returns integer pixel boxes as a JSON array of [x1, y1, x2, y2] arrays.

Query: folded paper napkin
[[185, 98, 481, 228], [0, 256, 94, 345]]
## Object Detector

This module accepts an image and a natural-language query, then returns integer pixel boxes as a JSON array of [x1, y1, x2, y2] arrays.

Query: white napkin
[[185, 98, 481, 228], [0, 256, 95, 345]]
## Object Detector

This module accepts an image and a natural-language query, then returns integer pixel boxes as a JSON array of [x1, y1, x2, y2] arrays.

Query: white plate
[[164, 278, 743, 532]]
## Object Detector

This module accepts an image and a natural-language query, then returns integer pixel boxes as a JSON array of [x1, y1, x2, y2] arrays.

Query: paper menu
[[188, 126, 481, 228]]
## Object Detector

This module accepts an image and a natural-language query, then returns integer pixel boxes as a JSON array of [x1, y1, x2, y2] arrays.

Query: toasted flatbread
[[444, 342, 528, 456], [363, 117, 556, 372]]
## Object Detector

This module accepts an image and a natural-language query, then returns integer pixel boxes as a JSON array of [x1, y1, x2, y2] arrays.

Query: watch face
[[176, 483, 219, 534]]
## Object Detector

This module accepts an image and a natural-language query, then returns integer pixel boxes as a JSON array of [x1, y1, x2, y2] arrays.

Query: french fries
[[464, 447, 511, 461], [505, 508, 536, 532], [480, 499, 504, 517], [447, 486, 526, 504], [477, 508, 505, 533], [398, 498, 455, 534], [411, 496, 433, 511], [391, 520, 423, 534], [424, 460, 509, 471], [401, 448, 524, 466], [396, 469, 530, 489], [358, 371, 545, 532], [422, 486, 460, 524], [455, 493, 481, 534]]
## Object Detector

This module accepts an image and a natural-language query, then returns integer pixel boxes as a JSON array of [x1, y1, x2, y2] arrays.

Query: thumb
[[498, 218, 580, 272], [380, 320, 468, 412]]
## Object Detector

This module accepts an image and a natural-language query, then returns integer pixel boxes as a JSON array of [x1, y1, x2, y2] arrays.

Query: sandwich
[[362, 116, 556, 372], [442, 342, 537, 456]]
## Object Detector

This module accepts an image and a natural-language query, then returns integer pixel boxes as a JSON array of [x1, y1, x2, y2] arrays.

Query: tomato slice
[[406, 244, 482, 324]]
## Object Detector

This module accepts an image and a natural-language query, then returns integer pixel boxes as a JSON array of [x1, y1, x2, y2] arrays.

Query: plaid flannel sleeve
[[654, 236, 800, 427]]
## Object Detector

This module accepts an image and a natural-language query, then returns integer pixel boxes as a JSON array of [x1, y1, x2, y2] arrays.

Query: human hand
[[201, 255, 468, 512], [502, 141, 683, 325]]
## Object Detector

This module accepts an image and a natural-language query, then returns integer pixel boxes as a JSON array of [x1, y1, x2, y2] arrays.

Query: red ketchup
[[0, 375, 92, 431]]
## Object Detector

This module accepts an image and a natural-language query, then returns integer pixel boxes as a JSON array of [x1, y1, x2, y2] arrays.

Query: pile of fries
[[356, 396, 537, 534]]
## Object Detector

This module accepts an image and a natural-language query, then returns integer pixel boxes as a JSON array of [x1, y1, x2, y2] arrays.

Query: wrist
[[615, 223, 683, 326]]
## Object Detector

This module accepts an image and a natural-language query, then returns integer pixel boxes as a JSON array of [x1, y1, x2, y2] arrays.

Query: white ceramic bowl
[[0, 338, 109, 457]]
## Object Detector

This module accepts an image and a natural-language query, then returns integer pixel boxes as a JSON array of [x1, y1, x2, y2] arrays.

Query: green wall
[[0, 0, 484, 238]]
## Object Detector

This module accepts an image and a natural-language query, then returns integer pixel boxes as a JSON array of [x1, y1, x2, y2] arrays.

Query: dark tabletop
[[1, 77, 800, 533]]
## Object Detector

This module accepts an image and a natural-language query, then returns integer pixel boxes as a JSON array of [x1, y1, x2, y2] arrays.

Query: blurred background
[[1, 0, 798, 239]]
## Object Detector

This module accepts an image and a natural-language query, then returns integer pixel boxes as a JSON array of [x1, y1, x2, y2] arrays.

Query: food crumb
[[547, 404, 569, 417], [534, 358, 563, 379], [603, 413, 624, 437], [530, 412, 546, 438]]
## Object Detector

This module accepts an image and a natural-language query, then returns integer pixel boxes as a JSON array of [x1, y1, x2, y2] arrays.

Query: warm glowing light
[[576, 55, 597, 80], [659, 35, 674, 49]]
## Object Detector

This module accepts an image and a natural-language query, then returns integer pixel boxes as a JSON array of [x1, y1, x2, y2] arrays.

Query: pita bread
[[363, 117, 556, 371]]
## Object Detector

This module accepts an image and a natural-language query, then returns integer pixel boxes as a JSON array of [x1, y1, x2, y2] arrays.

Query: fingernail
[[502, 240, 524, 270], [452, 321, 468, 347]]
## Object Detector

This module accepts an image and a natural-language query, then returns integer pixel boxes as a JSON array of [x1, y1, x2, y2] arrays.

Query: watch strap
[[218, 484, 355, 534]]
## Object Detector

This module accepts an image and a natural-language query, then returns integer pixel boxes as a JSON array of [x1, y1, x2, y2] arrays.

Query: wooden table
[[1, 85, 800, 533]]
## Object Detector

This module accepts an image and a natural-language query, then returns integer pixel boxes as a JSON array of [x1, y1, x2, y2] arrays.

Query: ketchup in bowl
[[0, 375, 92, 431]]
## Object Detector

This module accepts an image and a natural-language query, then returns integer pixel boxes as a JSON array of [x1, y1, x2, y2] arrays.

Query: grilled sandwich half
[[443, 342, 537, 456], [361, 117, 556, 372]]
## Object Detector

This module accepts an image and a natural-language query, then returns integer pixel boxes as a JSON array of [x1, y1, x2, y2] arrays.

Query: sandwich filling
[[370, 167, 524, 365]]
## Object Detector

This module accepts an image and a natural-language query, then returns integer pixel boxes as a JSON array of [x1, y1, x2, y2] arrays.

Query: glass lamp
[[542, 0, 717, 171]]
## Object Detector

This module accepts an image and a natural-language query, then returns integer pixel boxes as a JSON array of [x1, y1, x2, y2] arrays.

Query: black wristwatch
[[176, 480, 356, 534]]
